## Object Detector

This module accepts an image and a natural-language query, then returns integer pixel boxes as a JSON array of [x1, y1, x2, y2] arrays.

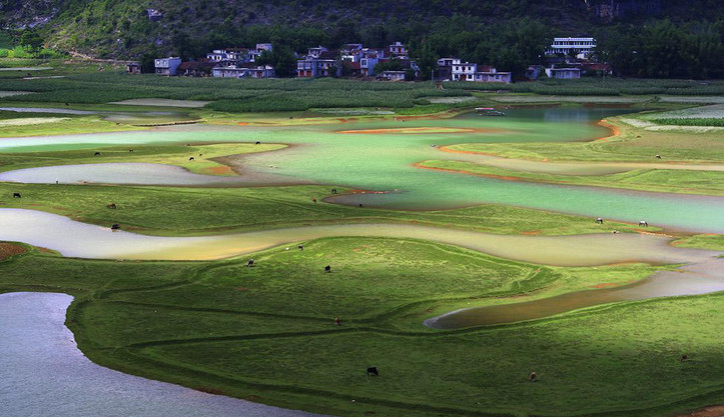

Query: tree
[[20, 30, 43, 54], [257, 47, 296, 77]]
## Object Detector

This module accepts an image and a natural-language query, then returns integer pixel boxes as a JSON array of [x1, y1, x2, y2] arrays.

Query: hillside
[[2, 0, 723, 59]]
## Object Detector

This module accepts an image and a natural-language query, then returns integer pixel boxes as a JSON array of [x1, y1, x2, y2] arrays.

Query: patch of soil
[[203, 166, 234, 175], [196, 387, 225, 395], [0, 242, 27, 260], [591, 283, 617, 289], [676, 406, 724, 417]]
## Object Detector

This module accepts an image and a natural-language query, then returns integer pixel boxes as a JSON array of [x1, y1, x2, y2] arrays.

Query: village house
[[297, 46, 341, 77], [546, 37, 596, 59], [177, 61, 216, 77], [212, 63, 275, 78], [154, 57, 182, 76], [388, 41, 408, 58], [207, 44, 273, 64], [545, 67, 582, 79], [449, 59, 512, 83], [126, 62, 141, 74], [206, 48, 249, 63]]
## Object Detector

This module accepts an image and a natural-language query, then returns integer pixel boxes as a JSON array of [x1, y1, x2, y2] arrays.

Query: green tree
[[20, 30, 43, 54]]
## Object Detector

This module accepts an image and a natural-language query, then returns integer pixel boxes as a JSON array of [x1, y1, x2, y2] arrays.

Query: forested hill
[[1, 0, 724, 78]]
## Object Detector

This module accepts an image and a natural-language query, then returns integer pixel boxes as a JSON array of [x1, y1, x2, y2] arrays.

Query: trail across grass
[[0, 240, 719, 417]]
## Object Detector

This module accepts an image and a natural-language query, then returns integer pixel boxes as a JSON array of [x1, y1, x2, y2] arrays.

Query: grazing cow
[[639, 220, 648, 227], [334, 317, 341, 326], [111, 224, 120, 230], [612, 230, 620, 234], [324, 265, 331, 273], [595, 217, 604, 224], [65, 102, 69, 106], [189, 157, 195, 161], [12, 192, 21, 198], [247, 259, 254, 267], [359, 204, 363, 208], [529, 372, 537, 382], [199, 154, 203, 156], [255, 141, 261, 145], [298, 245, 304, 251], [655, 154, 661, 159], [331, 188, 338, 194], [107, 203, 117, 209], [681, 355, 688, 362], [366, 367, 379, 376], [312, 198, 317, 203], [129, 149, 134, 152], [94, 152, 101, 156]]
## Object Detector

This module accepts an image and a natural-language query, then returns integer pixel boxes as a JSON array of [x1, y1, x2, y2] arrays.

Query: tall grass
[[652, 118, 724, 126]]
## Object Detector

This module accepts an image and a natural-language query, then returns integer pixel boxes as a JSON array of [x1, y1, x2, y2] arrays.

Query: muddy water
[[1, 108, 723, 233], [0, 162, 308, 186], [0, 292, 326, 417], [0, 209, 717, 266], [425, 257, 724, 329]]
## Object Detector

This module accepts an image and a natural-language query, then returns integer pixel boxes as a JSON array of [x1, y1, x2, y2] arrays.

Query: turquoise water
[[1, 108, 723, 233]]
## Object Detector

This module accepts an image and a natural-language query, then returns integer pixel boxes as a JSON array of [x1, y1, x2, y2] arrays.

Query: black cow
[[247, 259, 254, 267], [324, 265, 331, 273], [94, 152, 101, 156], [255, 141, 261, 145], [366, 367, 379, 376], [129, 149, 134, 152], [189, 157, 195, 161], [111, 224, 120, 230], [298, 245, 304, 251], [12, 192, 21, 198], [331, 188, 338, 194]]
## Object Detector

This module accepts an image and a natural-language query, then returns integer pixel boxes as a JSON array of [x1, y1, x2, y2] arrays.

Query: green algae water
[[2, 108, 723, 233]]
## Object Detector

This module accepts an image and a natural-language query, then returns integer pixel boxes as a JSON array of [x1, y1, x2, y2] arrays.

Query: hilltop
[[2, 0, 723, 59]]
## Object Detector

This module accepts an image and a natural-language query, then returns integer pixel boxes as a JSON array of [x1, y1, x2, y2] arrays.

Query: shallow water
[[0, 209, 717, 266], [0, 292, 326, 417], [0, 163, 239, 185], [1, 108, 723, 233], [442, 151, 724, 176], [425, 257, 724, 329]]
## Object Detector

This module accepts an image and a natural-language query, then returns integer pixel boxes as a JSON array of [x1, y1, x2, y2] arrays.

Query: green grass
[[652, 118, 724, 127], [418, 159, 724, 196], [671, 234, 724, 251], [0, 239, 714, 417], [0, 181, 650, 236]]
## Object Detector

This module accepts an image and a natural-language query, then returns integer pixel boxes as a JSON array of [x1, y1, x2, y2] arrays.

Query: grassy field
[[1, 69, 724, 417], [4, 240, 712, 417], [418, 160, 724, 196]]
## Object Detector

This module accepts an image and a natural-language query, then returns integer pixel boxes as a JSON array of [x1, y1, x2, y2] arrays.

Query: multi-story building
[[546, 37, 596, 58], [451, 59, 477, 82], [447, 59, 512, 83], [212, 64, 275, 78], [154, 57, 182, 75], [297, 47, 340, 77]]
